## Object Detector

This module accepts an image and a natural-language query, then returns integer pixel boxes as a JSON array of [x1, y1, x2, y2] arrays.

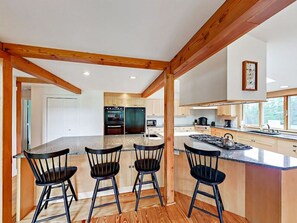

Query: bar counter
[[15, 134, 297, 223]]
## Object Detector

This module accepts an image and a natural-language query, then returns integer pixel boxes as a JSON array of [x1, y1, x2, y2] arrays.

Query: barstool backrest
[[85, 145, 122, 176], [24, 149, 70, 184], [184, 143, 221, 181], [133, 143, 165, 170]]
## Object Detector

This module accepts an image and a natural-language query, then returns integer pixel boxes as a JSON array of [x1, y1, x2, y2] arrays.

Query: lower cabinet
[[277, 139, 297, 158], [211, 128, 238, 140]]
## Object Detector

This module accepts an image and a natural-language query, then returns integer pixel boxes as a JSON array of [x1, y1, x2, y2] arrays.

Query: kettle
[[221, 133, 235, 148]]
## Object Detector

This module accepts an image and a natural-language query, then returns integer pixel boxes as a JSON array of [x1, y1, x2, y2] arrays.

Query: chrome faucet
[[267, 124, 271, 132]]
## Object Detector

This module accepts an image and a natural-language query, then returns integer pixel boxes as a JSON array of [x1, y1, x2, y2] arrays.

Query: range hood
[[179, 35, 267, 107]]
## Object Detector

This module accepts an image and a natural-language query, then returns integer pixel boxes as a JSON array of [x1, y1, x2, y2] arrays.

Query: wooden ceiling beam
[[141, 0, 295, 97], [141, 70, 165, 98], [2, 43, 169, 70], [11, 55, 81, 94], [16, 77, 47, 84]]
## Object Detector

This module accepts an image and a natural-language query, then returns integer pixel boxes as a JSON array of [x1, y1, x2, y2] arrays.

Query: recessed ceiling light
[[266, 77, 276, 83], [280, 85, 289, 89], [130, 76, 136, 79], [83, 71, 90, 76]]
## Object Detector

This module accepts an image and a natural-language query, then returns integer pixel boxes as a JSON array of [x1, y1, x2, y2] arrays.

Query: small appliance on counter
[[198, 117, 208, 126], [147, 119, 157, 127], [224, 119, 232, 128], [211, 121, 216, 126]]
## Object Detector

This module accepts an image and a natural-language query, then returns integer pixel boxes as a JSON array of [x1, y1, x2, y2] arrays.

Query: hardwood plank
[[164, 68, 175, 204], [16, 81, 22, 153], [11, 55, 81, 94], [2, 58, 13, 223], [141, 0, 295, 97], [3, 43, 169, 70], [16, 77, 47, 84]]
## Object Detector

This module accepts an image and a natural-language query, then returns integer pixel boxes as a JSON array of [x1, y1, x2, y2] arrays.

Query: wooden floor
[[19, 188, 249, 223]]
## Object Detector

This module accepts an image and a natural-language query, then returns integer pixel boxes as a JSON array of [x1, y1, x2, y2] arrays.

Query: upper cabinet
[[146, 99, 164, 116], [104, 93, 145, 107], [174, 100, 190, 116], [217, 105, 237, 117]]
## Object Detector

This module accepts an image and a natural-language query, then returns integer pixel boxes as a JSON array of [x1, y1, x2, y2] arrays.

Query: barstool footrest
[[193, 206, 219, 219], [35, 212, 66, 223], [197, 190, 215, 199], [94, 201, 117, 209], [97, 186, 114, 192]]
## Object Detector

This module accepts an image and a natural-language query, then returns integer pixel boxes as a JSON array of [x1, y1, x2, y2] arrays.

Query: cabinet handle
[[293, 150, 297, 153], [293, 145, 297, 148]]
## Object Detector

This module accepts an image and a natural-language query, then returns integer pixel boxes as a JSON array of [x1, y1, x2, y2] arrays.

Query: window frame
[[287, 95, 297, 131], [242, 103, 261, 127], [262, 96, 285, 130]]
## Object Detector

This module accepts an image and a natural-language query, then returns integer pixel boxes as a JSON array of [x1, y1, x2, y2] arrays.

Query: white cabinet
[[277, 139, 297, 158], [174, 126, 195, 132], [174, 100, 190, 116], [146, 99, 164, 116]]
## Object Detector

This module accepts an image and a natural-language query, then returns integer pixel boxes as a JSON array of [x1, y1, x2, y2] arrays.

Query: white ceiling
[[0, 0, 225, 93], [248, 2, 297, 92]]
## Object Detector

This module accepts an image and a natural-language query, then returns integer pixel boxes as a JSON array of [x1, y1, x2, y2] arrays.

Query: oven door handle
[[107, 125, 122, 128]]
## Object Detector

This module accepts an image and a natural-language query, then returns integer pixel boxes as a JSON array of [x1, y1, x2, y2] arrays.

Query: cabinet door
[[253, 135, 277, 152], [146, 99, 154, 116], [236, 133, 254, 146], [116, 151, 133, 189], [278, 140, 297, 158], [155, 99, 164, 116], [217, 105, 236, 116]]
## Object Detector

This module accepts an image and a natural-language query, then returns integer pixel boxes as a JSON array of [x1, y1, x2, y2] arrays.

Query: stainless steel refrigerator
[[125, 107, 146, 134]]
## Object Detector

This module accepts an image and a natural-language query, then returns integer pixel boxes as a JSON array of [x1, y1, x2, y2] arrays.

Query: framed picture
[[242, 60, 258, 91]]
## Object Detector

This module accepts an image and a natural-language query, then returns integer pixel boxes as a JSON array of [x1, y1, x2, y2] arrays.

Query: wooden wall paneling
[[3, 43, 169, 70], [245, 164, 281, 223], [16, 81, 22, 153], [2, 58, 13, 223], [11, 55, 81, 94], [164, 69, 175, 205], [16, 159, 34, 221]]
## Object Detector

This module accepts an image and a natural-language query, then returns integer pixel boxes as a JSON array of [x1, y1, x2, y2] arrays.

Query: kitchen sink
[[248, 130, 280, 135], [143, 134, 159, 138]]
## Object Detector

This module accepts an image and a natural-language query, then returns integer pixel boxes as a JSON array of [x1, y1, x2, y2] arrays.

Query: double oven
[[104, 106, 124, 135]]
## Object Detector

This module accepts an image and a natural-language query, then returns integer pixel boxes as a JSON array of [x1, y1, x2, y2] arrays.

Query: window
[[263, 97, 284, 129], [288, 96, 297, 130], [243, 103, 259, 126]]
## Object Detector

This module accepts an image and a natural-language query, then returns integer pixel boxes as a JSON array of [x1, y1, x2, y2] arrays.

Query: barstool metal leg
[[44, 186, 51, 210], [152, 172, 163, 206], [135, 174, 144, 211], [188, 180, 200, 218], [213, 185, 224, 223], [32, 186, 48, 223], [132, 172, 139, 192], [111, 176, 122, 214], [87, 179, 100, 223], [68, 179, 78, 201], [62, 182, 71, 223]]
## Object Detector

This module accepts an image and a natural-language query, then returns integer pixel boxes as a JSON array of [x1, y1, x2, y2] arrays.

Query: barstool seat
[[134, 159, 160, 172], [35, 166, 77, 185], [90, 162, 120, 178], [191, 165, 225, 184]]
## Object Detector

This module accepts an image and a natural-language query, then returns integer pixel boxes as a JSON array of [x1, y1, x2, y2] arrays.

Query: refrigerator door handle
[[107, 125, 122, 128]]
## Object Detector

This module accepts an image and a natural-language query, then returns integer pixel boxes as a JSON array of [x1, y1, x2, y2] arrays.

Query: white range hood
[[179, 35, 267, 107]]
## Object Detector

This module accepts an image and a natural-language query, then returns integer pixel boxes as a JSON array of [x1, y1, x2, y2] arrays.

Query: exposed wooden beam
[[11, 55, 81, 94], [2, 58, 13, 223], [142, 0, 295, 97], [16, 81, 22, 154], [267, 88, 297, 98], [3, 43, 169, 70], [164, 68, 175, 205], [141, 70, 165, 98], [16, 77, 47, 84]]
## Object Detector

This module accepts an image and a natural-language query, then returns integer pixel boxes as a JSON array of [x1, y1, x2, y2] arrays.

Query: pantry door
[[46, 97, 79, 142]]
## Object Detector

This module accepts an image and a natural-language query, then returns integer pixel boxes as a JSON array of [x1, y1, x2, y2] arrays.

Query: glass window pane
[[289, 96, 297, 130], [243, 103, 259, 126], [263, 97, 284, 129]]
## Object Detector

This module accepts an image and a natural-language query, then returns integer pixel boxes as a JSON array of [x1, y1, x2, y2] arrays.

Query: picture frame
[[242, 60, 258, 91]]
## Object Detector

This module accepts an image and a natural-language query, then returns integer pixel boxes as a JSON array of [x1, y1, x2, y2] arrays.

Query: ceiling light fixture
[[266, 77, 276, 83], [130, 76, 136, 79], [83, 71, 90, 76], [280, 85, 289, 89]]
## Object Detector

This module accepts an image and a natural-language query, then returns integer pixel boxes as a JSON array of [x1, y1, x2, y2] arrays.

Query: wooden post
[[164, 67, 175, 205], [2, 57, 13, 223], [16, 81, 22, 153]]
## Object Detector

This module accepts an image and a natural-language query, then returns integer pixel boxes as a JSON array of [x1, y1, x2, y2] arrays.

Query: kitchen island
[[15, 134, 297, 223]]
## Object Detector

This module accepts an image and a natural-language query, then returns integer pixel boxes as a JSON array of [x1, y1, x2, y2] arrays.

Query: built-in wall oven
[[104, 106, 124, 135]]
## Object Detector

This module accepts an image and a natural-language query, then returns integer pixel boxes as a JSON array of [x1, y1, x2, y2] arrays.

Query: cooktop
[[189, 134, 252, 150]]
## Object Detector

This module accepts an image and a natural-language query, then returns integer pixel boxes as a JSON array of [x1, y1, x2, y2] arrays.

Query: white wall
[[179, 48, 228, 106], [227, 34, 267, 101], [31, 85, 104, 147]]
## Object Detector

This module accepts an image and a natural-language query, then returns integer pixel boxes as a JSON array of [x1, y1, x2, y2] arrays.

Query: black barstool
[[85, 145, 122, 223], [132, 143, 165, 211], [24, 149, 78, 223], [184, 143, 225, 223]]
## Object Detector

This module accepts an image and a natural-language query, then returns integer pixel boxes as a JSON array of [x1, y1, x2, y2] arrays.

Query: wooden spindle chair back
[[133, 143, 165, 171], [85, 145, 122, 177], [184, 143, 221, 182], [24, 149, 70, 184]]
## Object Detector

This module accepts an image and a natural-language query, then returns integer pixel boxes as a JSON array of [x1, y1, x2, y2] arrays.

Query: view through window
[[243, 103, 259, 126], [289, 96, 297, 130], [263, 97, 284, 129]]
